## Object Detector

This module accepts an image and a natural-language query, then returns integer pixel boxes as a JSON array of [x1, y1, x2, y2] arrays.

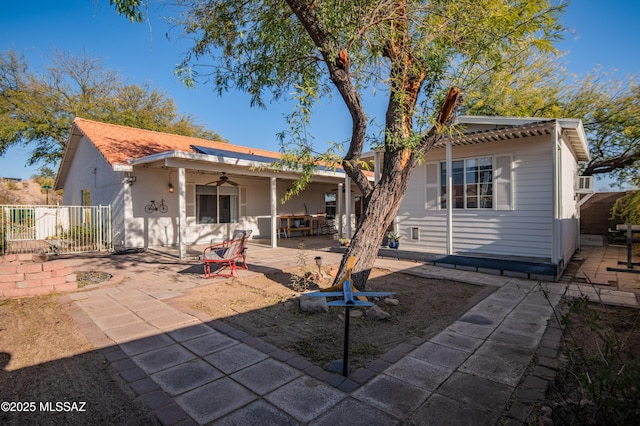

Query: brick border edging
[[0, 253, 77, 298]]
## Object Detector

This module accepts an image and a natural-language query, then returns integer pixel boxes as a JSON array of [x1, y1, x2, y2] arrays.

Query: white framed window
[[196, 185, 239, 224], [324, 192, 337, 218], [425, 155, 512, 211], [440, 157, 493, 209]]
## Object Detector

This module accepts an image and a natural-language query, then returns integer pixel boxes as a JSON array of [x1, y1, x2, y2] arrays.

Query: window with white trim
[[324, 192, 337, 217], [440, 157, 493, 209], [196, 185, 239, 224]]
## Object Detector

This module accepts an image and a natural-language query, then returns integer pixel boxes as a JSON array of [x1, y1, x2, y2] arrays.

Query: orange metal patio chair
[[202, 235, 246, 278]]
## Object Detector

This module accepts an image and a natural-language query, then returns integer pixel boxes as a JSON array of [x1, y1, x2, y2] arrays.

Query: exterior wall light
[[168, 183, 175, 193]]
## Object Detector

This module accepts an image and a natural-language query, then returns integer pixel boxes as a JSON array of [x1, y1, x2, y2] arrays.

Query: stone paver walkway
[[60, 242, 638, 425]]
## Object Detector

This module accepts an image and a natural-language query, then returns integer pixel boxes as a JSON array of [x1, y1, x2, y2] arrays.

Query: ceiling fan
[[206, 172, 239, 187]]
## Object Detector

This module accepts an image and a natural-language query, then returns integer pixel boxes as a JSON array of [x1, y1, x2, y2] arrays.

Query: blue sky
[[1, 1, 639, 190]]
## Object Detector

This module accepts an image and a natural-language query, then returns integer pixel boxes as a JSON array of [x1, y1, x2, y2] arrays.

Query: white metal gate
[[1, 205, 112, 255]]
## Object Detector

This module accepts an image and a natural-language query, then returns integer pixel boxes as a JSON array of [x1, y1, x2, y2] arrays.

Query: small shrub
[[290, 242, 314, 292], [611, 190, 640, 224], [62, 225, 97, 245], [547, 293, 640, 424]]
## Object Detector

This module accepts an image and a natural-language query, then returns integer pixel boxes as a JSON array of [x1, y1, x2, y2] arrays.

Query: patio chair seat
[[202, 233, 248, 278]]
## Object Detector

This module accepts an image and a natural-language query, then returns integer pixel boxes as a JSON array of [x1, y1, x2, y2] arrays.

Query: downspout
[[178, 167, 186, 260], [551, 122, 560, 265], [270, 177, 277, 248], [446, 141, 453, 254]]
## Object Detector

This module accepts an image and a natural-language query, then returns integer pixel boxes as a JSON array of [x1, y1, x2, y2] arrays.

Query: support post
[[178, 167, 186, 260], [446, 141, 453, 254], [270, 177, 277, 249], [342, 306, 351, 377]]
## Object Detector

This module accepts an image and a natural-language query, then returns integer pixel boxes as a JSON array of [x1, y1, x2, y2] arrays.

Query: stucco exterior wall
[[61, 136, 123, 206], [120, 168, 350, 248]]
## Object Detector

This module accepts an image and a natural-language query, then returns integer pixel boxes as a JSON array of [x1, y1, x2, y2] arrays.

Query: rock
[[299, 294, 328, 313], [338, 310, 362, 321], [383, 298, 399, 306], [366, 305, 391, 320]]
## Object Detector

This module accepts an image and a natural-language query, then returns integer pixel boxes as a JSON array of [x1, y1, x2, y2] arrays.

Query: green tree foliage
[[0, 49, 225, 167], [611, 190, 640, 225], [113, 0, 566, 287], [463, 52, 567, 118], [464, 52, 640, 187], [565, 75, 640, 185]]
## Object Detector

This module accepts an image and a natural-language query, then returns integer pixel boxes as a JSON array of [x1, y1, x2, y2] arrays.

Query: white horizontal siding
[[399, 135, 554, 259]]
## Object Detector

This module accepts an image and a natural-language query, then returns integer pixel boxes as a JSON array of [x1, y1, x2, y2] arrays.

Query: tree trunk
[[336, 88, 463, 291], [284, 0, 463, 290], [339, 162, 412, 290]]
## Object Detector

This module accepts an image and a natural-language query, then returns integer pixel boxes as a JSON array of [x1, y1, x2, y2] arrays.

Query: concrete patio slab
[[147, 312, 199, 331], [230, 358, 302, 395], [384, 357, 454, 391], [437, 371, 514, 412], [119, 333, 175, 357], [167, 323, 215, 342], [132, 344, 197, 374], [444, 320, 496, 340], [409, 341, 472, 369], [459, 342, 534, 387], [264, 377, 346, 423], [204, 343, 269, 375], [309, 397, 400, 426], [181, 331, 238, 356], [150, 359, 223, 396], [90, 312, 143, 330], [487, 328, 542, 350], [102, 321, 159, 343], [409, 393, 500, 426], [215, 400, 299, 426], [429, 330, 485, 353], [176, 377, 257, 424], [352, 374, 430, 419]]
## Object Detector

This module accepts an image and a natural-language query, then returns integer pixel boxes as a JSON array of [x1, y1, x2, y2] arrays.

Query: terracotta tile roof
[[72, 117, 281, 166]]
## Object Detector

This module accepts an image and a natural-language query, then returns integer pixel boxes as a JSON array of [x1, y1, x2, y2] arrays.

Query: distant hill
[[0, 179, 62, 205]]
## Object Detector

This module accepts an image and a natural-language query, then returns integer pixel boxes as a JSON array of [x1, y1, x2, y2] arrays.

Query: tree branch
[[285, 0, 370, 196]]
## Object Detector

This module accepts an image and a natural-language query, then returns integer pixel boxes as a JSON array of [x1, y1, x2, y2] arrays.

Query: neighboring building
[[371, 116, 591, 279], [55, 118, 366, 258]]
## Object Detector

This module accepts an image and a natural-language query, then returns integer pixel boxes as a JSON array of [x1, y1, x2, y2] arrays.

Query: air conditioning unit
[[575, 175, 594, 193]]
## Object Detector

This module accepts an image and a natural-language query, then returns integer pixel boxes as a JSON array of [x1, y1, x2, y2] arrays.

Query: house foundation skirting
[[330, 247, 560, 281]]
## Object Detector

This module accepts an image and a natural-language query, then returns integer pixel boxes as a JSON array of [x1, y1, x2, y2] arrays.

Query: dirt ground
[[176, 267, 495, 370], [542, 302, 640, 425], [0, 295, 158, 425]]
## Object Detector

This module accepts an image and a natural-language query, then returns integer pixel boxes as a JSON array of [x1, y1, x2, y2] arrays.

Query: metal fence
[[1, 205, 112, 255]]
